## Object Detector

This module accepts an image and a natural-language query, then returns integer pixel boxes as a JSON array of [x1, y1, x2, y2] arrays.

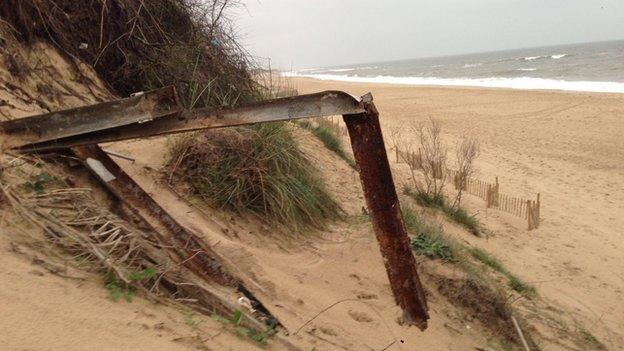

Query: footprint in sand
[[348, 309, 373, 323]]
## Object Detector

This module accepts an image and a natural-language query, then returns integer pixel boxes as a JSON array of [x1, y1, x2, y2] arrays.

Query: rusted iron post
[[343, 102, 429, 330]]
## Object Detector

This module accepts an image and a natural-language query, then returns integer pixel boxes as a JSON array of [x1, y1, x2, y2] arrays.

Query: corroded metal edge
[[10, 90, 365, 152], [0, 86, 182, 147]]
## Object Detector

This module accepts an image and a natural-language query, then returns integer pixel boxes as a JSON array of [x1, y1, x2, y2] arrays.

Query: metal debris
[[344, 101, 429, 330], [0, 88, 429, 329]]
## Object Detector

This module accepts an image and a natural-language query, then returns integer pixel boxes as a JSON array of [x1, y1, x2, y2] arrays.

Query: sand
[[292, 77, 624, 348], [0, 40, 283, 351], [2, 35, 623, 349]]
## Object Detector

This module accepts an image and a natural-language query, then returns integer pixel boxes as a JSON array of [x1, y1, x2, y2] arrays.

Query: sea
[[285, 40, 624, 93]]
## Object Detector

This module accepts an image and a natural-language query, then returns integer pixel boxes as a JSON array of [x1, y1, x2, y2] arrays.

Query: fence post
[[536, 193, 541, 228], [494, 177, 500, 206], [527, 200, 532, 230], [395, 147, 400, 163], [486, 185, 492, 208]]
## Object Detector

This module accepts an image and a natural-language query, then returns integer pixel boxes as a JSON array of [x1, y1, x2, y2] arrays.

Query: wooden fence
[[310, 121, 542, 230], [394, 145, 541, 230]]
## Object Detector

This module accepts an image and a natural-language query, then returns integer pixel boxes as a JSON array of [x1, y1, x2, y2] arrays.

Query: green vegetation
[[411, 232, 454, 261], [4, 0, 260, 109], [184, 313, 205, 328], [579, 327, 606, 350], [104, 267, 158, 302], [298, 120, 357, 168], [442, 205, 480, 236], [23, 172, 55, 194], [403, 203, 535, 296], [403, 206, 454, 261], [468, 247, 536, 296], [168, 122, 341, 230], [403, 186, 480, 236], [212, 310, 276, 346], [104, 270, 135, 302]]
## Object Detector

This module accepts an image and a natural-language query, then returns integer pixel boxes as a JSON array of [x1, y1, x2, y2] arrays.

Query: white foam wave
[[463, 63, 482, 68], [522, 56, 543, 61], [551, 54, 567, 59], [283, 72, 624, 93], [517, 68, 537, 71], [326, 68, 355, 72]]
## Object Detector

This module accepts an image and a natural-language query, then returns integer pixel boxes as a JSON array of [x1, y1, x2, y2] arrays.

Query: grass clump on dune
[[167, 122, 341, 230], [403, 206, 454, 261], [298, 120, 356, 168], [403, 203, 535, 296], [403, 185, 480, 236], [468, 247, 536, 296]]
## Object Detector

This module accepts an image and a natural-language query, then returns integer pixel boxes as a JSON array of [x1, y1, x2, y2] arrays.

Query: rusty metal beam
[[4, 90, 365, 152], [0, 86, 182, 150], [343, 102, 429, 330], [71, 144, 281, 332]]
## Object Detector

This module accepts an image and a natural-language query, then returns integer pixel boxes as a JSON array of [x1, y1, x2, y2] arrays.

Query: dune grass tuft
[[442, 205, 480, 236], [468, 247, 536, 296], [167, 122, 342, 230], [403, 206, 454, 261], [403, 185, 480, 236], [298, 120, 356, 168], [579, 328, 606, 350]]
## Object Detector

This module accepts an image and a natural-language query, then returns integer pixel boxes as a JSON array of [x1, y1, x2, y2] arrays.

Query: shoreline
[[285, 74, 624, 95]]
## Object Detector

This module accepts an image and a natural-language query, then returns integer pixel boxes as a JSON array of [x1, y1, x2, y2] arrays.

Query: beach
[[294, 77, 624, 346]]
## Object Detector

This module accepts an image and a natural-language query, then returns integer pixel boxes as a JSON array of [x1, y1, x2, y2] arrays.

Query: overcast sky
[[233, 0, 624, 69]]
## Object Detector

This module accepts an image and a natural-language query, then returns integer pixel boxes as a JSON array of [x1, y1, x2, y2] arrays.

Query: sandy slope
[[0, 231, 269, 351], [0, 39, 282, 351], [293, 77, 624, 348], [103, 131, 495, 351]]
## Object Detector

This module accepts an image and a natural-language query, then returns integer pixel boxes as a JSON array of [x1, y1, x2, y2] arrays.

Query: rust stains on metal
[[6, 90, 365, 152], [72, 144, 240, 288], [0, 86, 182, 149], [343, 101, 429, 330], [71, 144, 284, 332]]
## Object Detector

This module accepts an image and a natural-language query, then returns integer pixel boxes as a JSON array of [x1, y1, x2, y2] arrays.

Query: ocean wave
[[522, 56, 544, 61], [326, 68, 356, 72], [283, 72, 624, 93], [520, 54, 567, 61], [463, 63, 482, 68], [517, 68, 537, 71]]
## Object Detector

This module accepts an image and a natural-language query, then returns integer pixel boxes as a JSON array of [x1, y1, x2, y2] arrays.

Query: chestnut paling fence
[[395, 146, 541, 230], [321, 116, 541, 230]]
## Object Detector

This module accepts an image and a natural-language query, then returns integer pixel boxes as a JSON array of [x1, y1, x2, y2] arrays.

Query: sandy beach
[[293, 77, 624, 347]]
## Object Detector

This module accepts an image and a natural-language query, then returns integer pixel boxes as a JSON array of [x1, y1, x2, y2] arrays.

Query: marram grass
[[168, 122, 342, 230]]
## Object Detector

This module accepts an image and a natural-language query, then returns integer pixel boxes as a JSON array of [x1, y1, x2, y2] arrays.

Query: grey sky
[[233, 0, 624, 69]]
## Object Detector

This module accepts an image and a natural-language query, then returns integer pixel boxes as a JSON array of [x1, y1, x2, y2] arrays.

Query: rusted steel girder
[[3, 89, 365, 152], [343, 102, 430, 330], [1, 89, 429, 328], [71, 144, 278, 332], [0, 86, 181, 150]]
